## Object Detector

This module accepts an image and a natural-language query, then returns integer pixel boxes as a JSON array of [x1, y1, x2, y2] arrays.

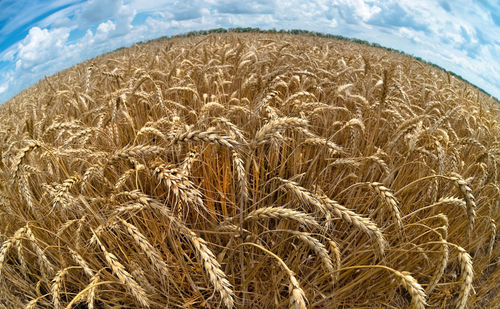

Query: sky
[[1, 0, 500, 104]]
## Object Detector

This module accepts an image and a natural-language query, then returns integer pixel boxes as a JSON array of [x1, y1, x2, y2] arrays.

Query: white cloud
[[16, 27, 70, 71], [127, 0, 172, 12], [332, 0, 381, 23], [0, 45, 17, 62], [0, 0, 79, 37], [77, 0, 122, 27], [0, 83, 7, 94], [0, 71, 13, 97], [114, 4, 136, 36], [398, 27, 422, 44], [36, 5, 78, 29], [214, 0, 275, 15], [75, 0, 136, 39], [96, 21, 116, 40]]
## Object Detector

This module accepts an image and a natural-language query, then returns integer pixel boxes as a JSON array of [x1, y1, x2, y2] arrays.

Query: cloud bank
[[0, 0, 499, 103]]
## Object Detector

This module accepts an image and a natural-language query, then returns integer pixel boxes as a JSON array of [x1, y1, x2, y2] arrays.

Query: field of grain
[[0, 32, 499, 308]]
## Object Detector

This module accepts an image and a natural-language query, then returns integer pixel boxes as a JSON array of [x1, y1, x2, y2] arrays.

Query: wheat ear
[[289, 275, 308, 309], [278, 178, 331, 219], [396, 270, 427, 309], [152, 198, 234, 308], [13, 236, 28, 275], [152, 163, 204, 215], [52, 175, 80, 209], [254, 117, 309, 144], [111, 145, 165, 163], [0, 226, 27, 277], [317, 194, 386, 259], [68, 247, 94, 278], [244, 206, 321, 231], [366, 182, 403, 231], [213, 117, 247, 142], [449, 173, 476, 239], [289, 231, 336, 285], [87, 271, 100, 309], [115, 166, 142, 190], [339, 264, 427, 309], [242, 242, 307, 309], [488, 218, 496, 258], [181, 150, 198, 173], [327, 239, 341, 278], [25, 225, 54, 275], [283, 90, 317, 106], [17, 171, 36, 210], [456, 246, 473, 309], [136, 126, 167, 142], [52, 267, 74, 309], [93, 231, 150, 308], [179, 227, 235, 308], [232, 151, 249, 205], [426, 237, 448, 294], [26, 295, 48, 309], [172, 128, 239, 149], [119, 218, 169, 275], [431, 197, 467, 211], [12, 140, 42, 177], [302, 137, 345, 155]]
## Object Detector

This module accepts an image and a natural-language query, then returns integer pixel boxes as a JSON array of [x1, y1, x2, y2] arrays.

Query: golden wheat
[[0, 32, 498, 308]]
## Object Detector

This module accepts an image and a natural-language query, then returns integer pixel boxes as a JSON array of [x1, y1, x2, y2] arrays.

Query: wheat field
[[0, 32, 499, 308]]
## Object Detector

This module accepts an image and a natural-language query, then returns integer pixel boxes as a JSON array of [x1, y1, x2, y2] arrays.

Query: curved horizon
[[1, 0, 499, 103]]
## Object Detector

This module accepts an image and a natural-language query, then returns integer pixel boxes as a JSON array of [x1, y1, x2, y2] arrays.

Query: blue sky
[[1, 0, 500, 103]]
